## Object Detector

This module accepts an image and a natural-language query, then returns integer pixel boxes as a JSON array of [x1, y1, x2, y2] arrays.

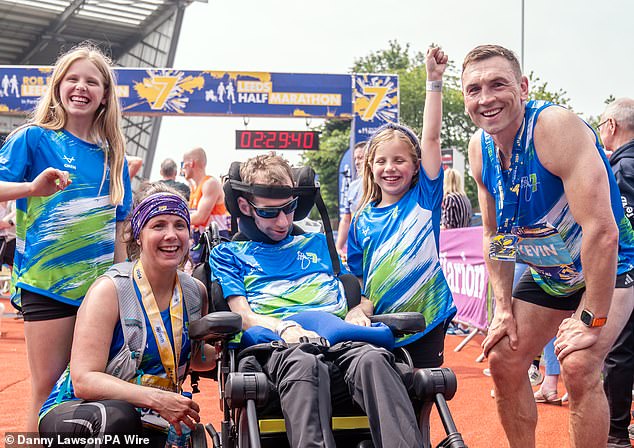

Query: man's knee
[[560, 350, 601, 392], [488, 344, 527, 379]]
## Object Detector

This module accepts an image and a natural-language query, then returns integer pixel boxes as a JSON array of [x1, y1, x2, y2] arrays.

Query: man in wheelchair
[[209, 153, 424, 448]]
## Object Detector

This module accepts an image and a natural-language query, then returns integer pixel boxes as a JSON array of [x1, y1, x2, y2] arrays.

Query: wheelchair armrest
[[369, 312, 426, 337], [189, 311, 242, 341]]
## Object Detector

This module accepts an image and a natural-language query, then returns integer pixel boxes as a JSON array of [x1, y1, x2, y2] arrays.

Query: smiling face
[[462, 56, 528, 141], [138, 214, 190, 269], [58, 58, 107, 124], [371, 136, 418, 206]]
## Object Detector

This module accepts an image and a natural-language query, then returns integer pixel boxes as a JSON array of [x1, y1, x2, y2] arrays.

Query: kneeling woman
[[39, 184, 216, 444]]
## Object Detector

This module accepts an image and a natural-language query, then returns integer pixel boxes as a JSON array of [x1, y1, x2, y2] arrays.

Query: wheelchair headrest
[[223, 161, 318, 222]]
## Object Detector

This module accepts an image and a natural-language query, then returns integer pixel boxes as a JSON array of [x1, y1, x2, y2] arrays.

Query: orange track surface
[[0, 303, 627, 447]]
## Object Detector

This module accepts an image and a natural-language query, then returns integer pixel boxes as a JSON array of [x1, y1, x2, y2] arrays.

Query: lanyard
[[133, 260, 184, 390], [484, 118, 528, 234]]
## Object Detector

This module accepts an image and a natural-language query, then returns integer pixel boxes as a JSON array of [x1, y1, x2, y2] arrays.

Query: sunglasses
[[247, 197, 299, 219]]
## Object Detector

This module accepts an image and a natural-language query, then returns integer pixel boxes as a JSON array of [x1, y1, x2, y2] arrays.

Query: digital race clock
[[235, 130, 319, 150]]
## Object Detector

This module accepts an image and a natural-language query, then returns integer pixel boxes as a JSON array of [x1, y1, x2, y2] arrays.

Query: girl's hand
[[426, 46, 448, 80], [151, 389, 201, 433], [30, 168, 71, 197]]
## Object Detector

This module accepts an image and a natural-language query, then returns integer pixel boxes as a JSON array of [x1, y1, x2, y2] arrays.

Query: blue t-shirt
[[348, 167, 456, 345], [480, 100, 634, 297], [39, 290, 192, 419], [0, 126, 132, 307], [210, 233, 349, 319]]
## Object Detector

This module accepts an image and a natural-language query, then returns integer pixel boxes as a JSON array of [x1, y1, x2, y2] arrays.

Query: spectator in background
[[441, 168, 472, 229], [181, 147, 230, 262], [335, 141, 366, 257], [600, 97, 634, 448], [0, 200, 16, 270], [159, 158, 190, 201], [126, 155, 143, 179], [532, 338, 564, 405]]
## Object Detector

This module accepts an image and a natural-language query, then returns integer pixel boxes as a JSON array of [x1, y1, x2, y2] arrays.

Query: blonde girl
[[0, 43, 132, 431], [346, 47, 456, 368]]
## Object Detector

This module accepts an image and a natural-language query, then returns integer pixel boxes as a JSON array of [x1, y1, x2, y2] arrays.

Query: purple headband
[[131, 192, 190, 239]]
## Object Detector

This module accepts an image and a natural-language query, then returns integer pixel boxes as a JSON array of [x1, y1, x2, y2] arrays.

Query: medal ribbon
[[133, 260, 184, 390], [483, 116, 528, 234]]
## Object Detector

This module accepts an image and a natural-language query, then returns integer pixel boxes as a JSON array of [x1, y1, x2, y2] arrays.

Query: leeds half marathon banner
[[0, 67, 354, 118], [439, 226, 490, 330]]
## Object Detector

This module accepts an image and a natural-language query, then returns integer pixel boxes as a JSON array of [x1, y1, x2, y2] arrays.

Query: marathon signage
[[352, 73, 399, 144], [439, 226, 491, 330], [0, 67, 379, 119]]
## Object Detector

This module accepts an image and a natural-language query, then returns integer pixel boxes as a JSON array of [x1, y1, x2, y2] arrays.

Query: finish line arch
[[0, 67, 398, 206]]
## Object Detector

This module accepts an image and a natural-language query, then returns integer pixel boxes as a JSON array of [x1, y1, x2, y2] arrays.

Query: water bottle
[[165, 392, 193, 448], [165, 422, 191, 448]]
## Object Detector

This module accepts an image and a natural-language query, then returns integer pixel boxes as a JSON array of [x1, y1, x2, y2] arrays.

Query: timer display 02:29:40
[[235, 130, 319, 150]]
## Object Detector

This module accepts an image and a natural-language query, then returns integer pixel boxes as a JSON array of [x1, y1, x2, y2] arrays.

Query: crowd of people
[[0, 39, 633, 448]]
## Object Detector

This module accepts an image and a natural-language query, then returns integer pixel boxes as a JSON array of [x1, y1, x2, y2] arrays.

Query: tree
[[527, 71, 570, 107]]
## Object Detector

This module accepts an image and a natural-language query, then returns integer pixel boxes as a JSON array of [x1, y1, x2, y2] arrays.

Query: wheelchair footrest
[[414, 367, 457, 401]]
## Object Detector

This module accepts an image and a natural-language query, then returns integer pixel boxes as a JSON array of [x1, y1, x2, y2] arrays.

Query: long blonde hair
[[357, 125, 420, 211], [16, 43, 126, 205], [443, 168, 465, 198]]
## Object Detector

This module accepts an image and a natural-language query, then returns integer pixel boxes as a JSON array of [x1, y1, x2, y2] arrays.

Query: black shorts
[[401, 322, 449, 369], [0, 237, 15, 266], [513, 268, 634, 311], [20, 289, 79, 322]]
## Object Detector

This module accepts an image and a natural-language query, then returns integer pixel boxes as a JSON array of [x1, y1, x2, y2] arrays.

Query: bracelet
[[275, 320, 299, 337], [426, 80, 443, 92]]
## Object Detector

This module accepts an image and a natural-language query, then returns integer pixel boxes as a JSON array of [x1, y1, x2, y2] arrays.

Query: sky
[[150, 0, 634, 180]]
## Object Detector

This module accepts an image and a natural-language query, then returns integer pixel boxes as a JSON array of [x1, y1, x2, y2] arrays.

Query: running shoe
[[528, 364, 544, 386]]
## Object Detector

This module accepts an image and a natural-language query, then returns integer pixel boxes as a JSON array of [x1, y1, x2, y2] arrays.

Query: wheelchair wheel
[[191, 423, 207, 448]]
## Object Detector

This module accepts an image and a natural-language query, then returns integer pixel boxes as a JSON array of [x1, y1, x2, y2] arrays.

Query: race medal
[[489, 233, 518, 261]]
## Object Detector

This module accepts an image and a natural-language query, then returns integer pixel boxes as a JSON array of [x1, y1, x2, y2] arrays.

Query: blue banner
[[338, 74, 399, 214], [0, 67, 354, 118], [352, 74, 399, 143]]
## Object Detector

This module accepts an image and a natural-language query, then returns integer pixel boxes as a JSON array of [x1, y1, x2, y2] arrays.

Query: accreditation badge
[[489, 233, 518, 261]]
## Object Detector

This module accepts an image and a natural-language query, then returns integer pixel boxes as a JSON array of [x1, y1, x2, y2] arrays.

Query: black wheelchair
[[188, 161, 466, 448]]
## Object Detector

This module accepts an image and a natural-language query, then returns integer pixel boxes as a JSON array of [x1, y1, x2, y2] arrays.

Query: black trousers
[[242, 341, 422, 448], [39, 399, 164, 447], [604, 307, 634, 440]]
